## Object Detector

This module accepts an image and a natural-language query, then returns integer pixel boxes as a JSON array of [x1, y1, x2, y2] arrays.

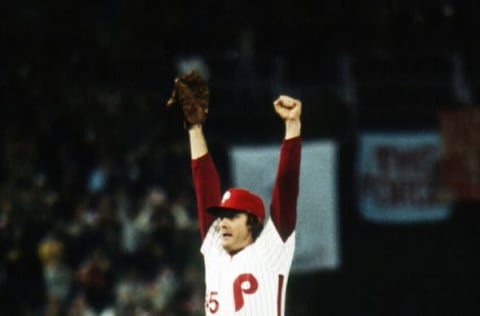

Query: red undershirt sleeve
[[270, 136, 302, 242], [191, 154, 221, 239]]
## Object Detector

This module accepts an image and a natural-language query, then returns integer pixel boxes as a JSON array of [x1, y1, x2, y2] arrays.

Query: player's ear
[[247, 214, 263, 240]]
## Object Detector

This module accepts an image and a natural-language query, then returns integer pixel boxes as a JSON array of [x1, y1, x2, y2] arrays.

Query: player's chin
[[222, 237, 235, 248], [222, 243, 234, 253], [221, 238, 231, 248]]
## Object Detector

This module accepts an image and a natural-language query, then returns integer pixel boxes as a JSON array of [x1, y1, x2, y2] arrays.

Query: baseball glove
[[166, 70, 209, 127]]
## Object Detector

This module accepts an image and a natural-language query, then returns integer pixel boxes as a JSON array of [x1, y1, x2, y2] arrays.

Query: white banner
[[229, 140, 340, 273], [357, 132, 451, 223]]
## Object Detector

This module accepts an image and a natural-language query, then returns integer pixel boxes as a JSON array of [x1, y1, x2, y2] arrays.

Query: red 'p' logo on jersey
[[233, 273, 258, 311]]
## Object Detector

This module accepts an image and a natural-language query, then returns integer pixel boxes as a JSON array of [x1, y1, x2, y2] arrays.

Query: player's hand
[[274, 95, 302, 121], [166, 70, 209, 128]]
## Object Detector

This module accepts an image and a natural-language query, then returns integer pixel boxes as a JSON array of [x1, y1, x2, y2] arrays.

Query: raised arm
[[270, 95, 302, 241], [166, 70, 219, 239], [189, 124, 220, 239]]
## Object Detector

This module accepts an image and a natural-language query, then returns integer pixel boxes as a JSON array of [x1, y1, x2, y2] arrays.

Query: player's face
[[218, 211, 253, 254]]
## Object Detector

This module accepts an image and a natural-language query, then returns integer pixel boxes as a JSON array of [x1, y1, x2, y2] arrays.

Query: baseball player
[[167, 71, 302, 315]]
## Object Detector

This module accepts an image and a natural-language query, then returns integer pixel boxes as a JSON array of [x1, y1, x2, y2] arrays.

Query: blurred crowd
[[0, 86, 207, 315]]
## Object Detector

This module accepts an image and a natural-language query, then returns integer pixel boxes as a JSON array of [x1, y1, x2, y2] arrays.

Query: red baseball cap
[[207, 188, 265, 223]]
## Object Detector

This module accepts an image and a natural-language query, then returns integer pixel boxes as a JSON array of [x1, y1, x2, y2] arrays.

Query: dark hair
[[247, 213, 264, 240]]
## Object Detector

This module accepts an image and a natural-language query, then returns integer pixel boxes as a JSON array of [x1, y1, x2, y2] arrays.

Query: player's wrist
[[187, 123, 203, 133], [285, 120, 301, 139], [185, 121, 203, 131]]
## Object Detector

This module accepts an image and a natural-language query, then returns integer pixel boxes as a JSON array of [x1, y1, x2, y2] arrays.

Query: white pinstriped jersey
[[201, 218, 295, 316]]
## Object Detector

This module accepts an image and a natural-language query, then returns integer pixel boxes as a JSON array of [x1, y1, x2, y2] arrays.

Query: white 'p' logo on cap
[[222, 191, 231, 203]]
